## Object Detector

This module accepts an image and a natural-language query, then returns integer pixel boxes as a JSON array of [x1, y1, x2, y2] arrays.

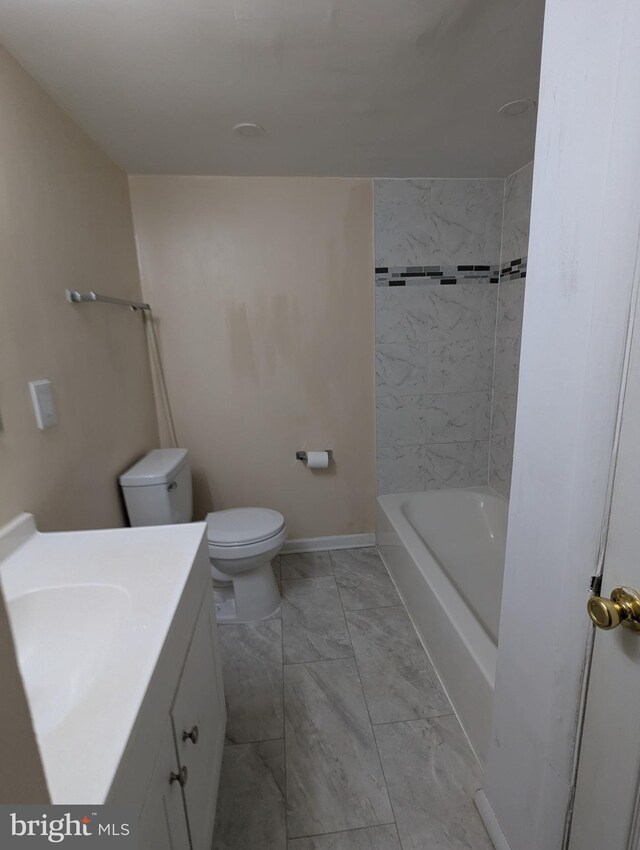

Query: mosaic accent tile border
[[500, 257, 527, 280], [375, 256, 527, 287]]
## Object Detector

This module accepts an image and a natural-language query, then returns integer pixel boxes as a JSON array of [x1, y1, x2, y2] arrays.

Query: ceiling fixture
[[233, 122, 266, 138], [498, 99, 536, 117]]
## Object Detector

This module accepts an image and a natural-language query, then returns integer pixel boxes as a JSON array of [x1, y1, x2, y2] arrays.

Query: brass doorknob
[[588, 586, 640, 632]]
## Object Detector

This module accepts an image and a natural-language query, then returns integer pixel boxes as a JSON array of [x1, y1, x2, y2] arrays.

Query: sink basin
[[8, 584, 131, 737], [0, 512, 208, 803]]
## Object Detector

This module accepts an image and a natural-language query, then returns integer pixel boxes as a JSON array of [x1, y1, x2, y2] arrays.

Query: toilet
[[119, 448, 285, 622]]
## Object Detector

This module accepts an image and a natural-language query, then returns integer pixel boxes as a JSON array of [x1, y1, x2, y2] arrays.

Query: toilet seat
[[206, 508, 287, 562], [206, 508, 285, 546]]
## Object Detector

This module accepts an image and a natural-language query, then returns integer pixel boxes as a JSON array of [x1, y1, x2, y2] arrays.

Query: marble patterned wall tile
[[429, 179, 503, 265], [505, 161, 534, 204], [501, 191, 532, 261], [375, 178, 503, 267], [376, 343, 427, 397], [496, 281, 525, 338], [374, 179, 433, 267], [424, 440, 489, 490], [377, 445, 425, 495], [375, 287, 429, 344], [487, 161, 533, 499], [489, 435, 514, 499], [424, 391, 491, 444], [426, 338, 493, 394], [490, 390, 518, 442], [493, 336, 522, 396], [374, 174, 521, 496], [376, 393, 426, 448], [424, 285, 497, 342]]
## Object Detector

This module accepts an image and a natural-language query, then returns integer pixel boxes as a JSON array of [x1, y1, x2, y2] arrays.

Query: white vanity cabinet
[[0, 515, 225, 828], [107, 535, 227, 850], [137, 718, 192, 850], [170, 600, 226, 850]]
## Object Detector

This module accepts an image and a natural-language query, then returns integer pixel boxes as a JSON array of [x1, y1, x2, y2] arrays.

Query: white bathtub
[[376, 486, 508, 765]]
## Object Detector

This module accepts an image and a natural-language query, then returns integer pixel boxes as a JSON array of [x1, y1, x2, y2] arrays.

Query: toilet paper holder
[[296, 450, 333, 462]]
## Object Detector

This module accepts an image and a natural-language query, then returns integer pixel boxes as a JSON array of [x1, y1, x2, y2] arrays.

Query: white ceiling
[[0, 0, 545, 177]]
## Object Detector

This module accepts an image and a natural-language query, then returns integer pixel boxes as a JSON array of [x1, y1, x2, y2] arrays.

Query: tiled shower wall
[[375, 167, 533, 496], [489, 162, 533, 497], [375, 178, 503, 494]]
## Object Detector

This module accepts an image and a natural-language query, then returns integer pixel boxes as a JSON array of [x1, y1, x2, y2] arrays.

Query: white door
[[568, 269, 640, 846]]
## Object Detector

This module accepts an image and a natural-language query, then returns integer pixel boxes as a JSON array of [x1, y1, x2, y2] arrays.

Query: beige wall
[[0, 45, 160, 803], [0, 46, 159, 531], [129, 177, 376, 538]]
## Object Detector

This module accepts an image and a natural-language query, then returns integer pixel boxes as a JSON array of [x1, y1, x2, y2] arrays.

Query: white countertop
[[0, 514, 207, 804]]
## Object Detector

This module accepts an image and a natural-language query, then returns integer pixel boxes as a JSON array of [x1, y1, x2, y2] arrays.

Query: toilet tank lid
[[119, 449, 189, 487]]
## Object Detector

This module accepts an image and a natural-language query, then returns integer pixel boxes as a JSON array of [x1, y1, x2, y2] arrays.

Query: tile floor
[[212, 547, 492, 850]]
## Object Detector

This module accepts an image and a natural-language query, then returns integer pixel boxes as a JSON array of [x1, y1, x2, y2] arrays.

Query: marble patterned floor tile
[[375, 343, 427, 397], [212, 739, 286, 850], [377, 445, 425, 495], [284, 658, 394, 838], [426, 338, 493, 394], [218, 619, 284, 744], [288, 824, 401, 850], [330, 548, 401, 611], [345, 606, 451, 724], [281, 551, 334, 580], [423, 440, 489, 490], [281, 576, 353, 664], [424, 391, 491, 443], [374, 716, 492, 850], [376, 394, 426, 448]]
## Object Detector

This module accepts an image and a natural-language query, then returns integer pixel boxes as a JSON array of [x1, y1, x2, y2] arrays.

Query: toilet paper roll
[[306, 451, 330, 469]]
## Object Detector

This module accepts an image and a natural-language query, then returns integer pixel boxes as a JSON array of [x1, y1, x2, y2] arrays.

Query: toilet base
[[211, 560, 281, 623]]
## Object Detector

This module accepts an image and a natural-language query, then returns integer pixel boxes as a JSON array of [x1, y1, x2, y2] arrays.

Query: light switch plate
[[29, 379, 57, 430]]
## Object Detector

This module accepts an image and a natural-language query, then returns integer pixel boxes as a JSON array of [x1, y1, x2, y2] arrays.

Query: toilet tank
[[119, 449, 193, 526]]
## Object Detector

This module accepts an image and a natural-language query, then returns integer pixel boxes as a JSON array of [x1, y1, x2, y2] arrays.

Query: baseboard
[[281, 533, 375, 554], [474, 790, 512, 850]]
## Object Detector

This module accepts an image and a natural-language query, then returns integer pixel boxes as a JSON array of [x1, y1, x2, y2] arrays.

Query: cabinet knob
[[182, 725, 199, 745], [170, 765, 188, 787]]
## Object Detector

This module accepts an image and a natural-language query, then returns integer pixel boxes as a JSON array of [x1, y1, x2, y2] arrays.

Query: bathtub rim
[[376, 486, 507, 765], [378, 487, 501, 689]]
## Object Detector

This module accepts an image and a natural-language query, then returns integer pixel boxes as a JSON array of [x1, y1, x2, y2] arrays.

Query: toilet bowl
[[119, 449, 286, 624], [206, 507, 286, 622]]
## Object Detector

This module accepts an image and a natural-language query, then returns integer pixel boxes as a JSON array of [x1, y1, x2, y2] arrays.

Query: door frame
[[479, 0, 640, 848]]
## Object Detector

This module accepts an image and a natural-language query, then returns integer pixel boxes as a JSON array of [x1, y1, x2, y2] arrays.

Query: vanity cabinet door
[[171, 594, 226, 850], [138, 717, 191, 850]]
